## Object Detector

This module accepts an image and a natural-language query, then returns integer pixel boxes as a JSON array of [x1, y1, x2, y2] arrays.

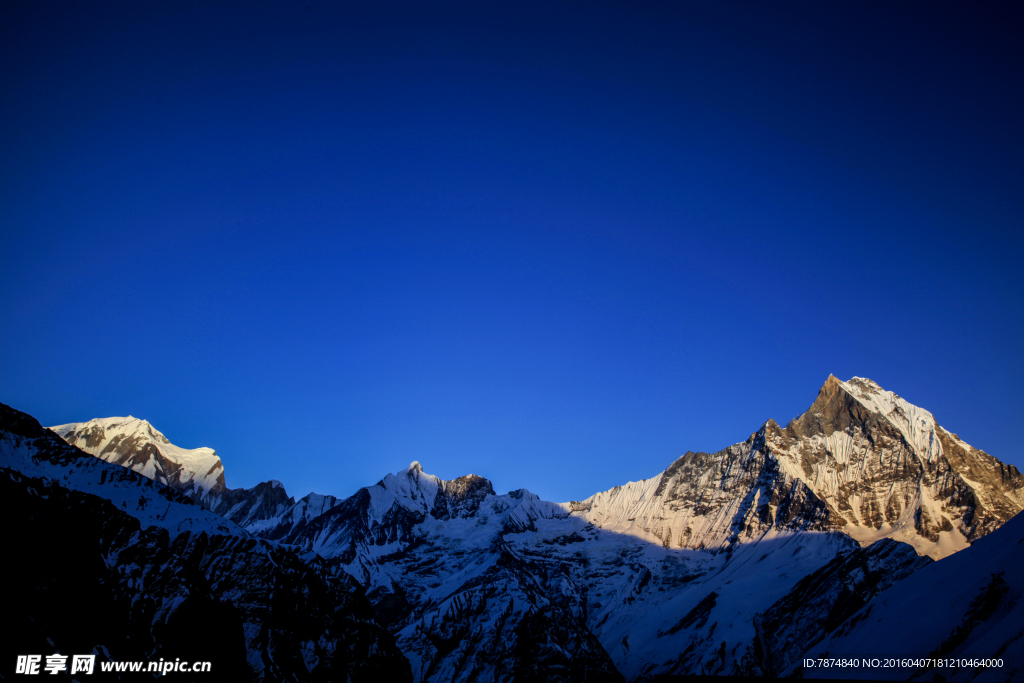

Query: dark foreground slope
[[0, 402, 410, 682]]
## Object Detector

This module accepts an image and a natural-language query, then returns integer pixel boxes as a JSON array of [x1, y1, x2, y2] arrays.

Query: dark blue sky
[[2, 1, 1022, 502]]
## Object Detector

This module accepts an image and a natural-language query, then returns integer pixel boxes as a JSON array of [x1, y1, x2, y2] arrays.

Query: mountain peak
[[818, 374, 886, 395], [577, 375, 1024, 560], [49, 416, 225, 502]]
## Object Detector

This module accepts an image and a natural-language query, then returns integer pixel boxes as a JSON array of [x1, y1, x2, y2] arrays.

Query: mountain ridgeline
[[6, 376, 1022, 681]]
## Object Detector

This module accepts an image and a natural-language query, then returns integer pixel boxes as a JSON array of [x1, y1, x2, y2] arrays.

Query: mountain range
[[4, 376, 1023, 681]]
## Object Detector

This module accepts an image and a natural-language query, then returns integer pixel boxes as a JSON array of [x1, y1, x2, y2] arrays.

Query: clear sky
[[2, 1, 1022, 503]]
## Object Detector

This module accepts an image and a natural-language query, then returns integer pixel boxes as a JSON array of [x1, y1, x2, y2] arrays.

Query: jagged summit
[[572, 376, 1024, 560], [2, 404, 242, 538], [365, 462, 498, 524], [48, 377, 1024, 564], [49, 415, 225, 504]]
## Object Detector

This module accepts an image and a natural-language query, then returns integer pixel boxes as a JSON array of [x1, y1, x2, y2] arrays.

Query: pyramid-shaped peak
[[814, 374, 844, 398]]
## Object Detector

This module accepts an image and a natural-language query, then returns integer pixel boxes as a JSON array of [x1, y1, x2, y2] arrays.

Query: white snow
[[841, 377, 943, 463], [565, 376, 1015, 563], [49, 416, 224, 501], [0, 431, 245, 539], [366, 462, 441, 525]]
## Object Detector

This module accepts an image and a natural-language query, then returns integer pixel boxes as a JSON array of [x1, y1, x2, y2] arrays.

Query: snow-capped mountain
[[572, 375, 1024, 560], [743, 536, 932, 677], [6, 410, 242, 538], [284, 462, 621, 681], [267, 459, 861, 680], [51, 416, 227, 505], [48, 415, 346, 541], [37, 376, 1024, 681]]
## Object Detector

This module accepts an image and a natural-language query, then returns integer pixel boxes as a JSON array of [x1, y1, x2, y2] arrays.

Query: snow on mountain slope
[[507, 514, 858, 680], [568, 437, 833, 553], [570, 376, 1024, 560], [793, 510, 1024, 682], [268, 459, 858, 681], [293, 462, 566, 581], [744, 536, 933, 676], [49, 416, 346, 541], [208, 478, 293, 528], [205, 480, 342, 544], [218, 484, 341, 539], [284, 462, 622, 682], [5, 401, 413, 681], [2, 403, 242, 538], [33, 376, 1024, 681], [50, 416, 226, 505]]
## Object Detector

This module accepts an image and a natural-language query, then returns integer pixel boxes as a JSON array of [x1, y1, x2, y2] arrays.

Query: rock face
[[571, 376, 1024, 560], [40, 376, 1024, 681], [229, 463, 858, 681], [2, 403, 411, 683], [208, 481, 341, 542]]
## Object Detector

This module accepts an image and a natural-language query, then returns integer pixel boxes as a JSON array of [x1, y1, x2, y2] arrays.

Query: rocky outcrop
[[573, 434, 839, 554], [431, 473, 496, 520], [765, 376, 1024, 555], [49, 416, 346, 543], [3, 467, 410, 682], [281, 463, 620, 682]]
